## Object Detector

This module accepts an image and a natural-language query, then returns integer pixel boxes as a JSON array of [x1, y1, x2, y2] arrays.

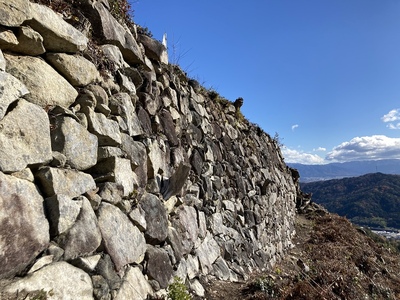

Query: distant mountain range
[[301, 173, 400, 230], [288, 159, 400, 182]]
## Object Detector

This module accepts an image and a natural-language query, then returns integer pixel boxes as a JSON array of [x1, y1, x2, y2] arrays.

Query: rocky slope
[[0, 1, 300, 299]]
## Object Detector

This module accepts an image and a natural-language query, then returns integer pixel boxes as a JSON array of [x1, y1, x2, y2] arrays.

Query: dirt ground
[[203, 208, 400, 300]]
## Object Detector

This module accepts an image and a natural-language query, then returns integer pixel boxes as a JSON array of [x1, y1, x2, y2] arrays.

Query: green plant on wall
[[167, 277, 192, 300]]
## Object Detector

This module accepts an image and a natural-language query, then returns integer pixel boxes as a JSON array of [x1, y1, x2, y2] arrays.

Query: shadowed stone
[[161, 162, 191, 200], [145, 246, 173, 289], [0, 172, 49, 279], [140, 192, 168, 244]]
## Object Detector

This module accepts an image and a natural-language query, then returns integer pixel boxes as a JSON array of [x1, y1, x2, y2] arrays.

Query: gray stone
[[86, 84, 109, 113], [98, 146, 124, 161], [159, 109, 179, 147], [161, 162, 191, 200], [5, 54, 78, 108], [59, 196, 102, 260], [140, 192, 168, 244], [88, 2, 143, 64], [0, 172, 49, 279], [213, 257, 231, 280], [101, 44, 129, 69], [28, 255, 54, 274], [0, 0, 32, 27], [36, 167, 96, 198], [45, 194, 82, 237], [50, 115, 98, 170], [129, 206, 147, 231], [2, 262, 93, 299], [167, 227, 184, 262], [95, 254, 121, 290], [0, 49, 5, 71], [71, 254, 101, 273], [186, 254, 200, 280], [92, 275, 111, 300], [84, 107, 122, 146], [98, 182, 123, 204], [172, 205, 199, 255], [89, 157, 135, 197], [196, 232, 221, 274], [0, 71, 29, 120], [26, 3, 88, 53], [117, 70, 136, 94], [120, 134, 148, 189], [46, 53, 99, 87], [13, 26, 45, 55], [190, 279, 205, 297], [0, 99, 52, 173], [97, 202, 146, 270], [0, 26, 18, 48], [146, 246, 173, 289], [10, 168, 34, 182], [138, 33, 168, 64], [115, 266, 153, 300], [109, 93, 143, 136]]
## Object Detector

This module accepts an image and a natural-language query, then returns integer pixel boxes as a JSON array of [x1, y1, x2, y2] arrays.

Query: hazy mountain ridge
[[301, 172, 400, 229], [289, 159, 400, 182]]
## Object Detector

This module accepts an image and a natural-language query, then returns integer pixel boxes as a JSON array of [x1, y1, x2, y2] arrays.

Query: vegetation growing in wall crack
[[167, 277, 192, 300]]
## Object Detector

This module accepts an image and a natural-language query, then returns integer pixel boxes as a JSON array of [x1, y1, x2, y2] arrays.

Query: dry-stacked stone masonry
[[0, 0, 298, 298]]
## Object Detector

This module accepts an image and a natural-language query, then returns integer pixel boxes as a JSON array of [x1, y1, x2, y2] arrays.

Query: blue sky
[[132, 0, 400, 164]]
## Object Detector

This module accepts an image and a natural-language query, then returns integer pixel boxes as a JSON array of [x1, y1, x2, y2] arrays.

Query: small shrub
[[167, 277, 192, 300]]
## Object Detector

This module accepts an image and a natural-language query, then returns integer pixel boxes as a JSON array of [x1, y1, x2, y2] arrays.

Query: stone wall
[[0, 0, 298, 298]]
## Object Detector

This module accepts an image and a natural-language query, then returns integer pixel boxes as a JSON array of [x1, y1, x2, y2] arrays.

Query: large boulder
[[0, 71, 29, 120], [46, 53, 100, 87], [2, 262, 93, 299], [0, 172, 49, 279], [50, 115, 98, 170], [4, 54, 78, 108], [0, 0, 32, 27], [97, 203, 146, 270], [25, 3, 88, 53], [0, 99, 52, 173]]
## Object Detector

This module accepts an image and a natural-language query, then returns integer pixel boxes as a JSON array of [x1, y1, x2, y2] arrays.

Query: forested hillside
[[301, 173, 400, 229]]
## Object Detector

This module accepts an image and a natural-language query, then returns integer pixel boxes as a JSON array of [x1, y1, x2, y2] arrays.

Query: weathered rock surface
[[115, 266, 153, 300], [0, 172, 49, 279], [2, 262, 93, 299], [59, 196, 102, 260], [46, 53, 99, 86], [26, 3, 88, 53], [97, 203, 146, 270], [140, 192, 168, 244], [0, 99, 52, 172], [36, 167, 96, 198], [0, 0, 32, 27], [0, 71, 29, 119], [146, 246, 174, 289], [4, 54, 78, 107], [50, 115, 98, 170]]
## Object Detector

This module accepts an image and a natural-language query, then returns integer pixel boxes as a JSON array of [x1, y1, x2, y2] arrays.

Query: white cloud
[[282, 147, 325, 165], [387, 123, 400, 130], [291, 124, 299, 131], [382, 109, 400, 129], [326, 135, 400, 162], [313, 147, 326, 152], [382, 109, 400, 123]]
